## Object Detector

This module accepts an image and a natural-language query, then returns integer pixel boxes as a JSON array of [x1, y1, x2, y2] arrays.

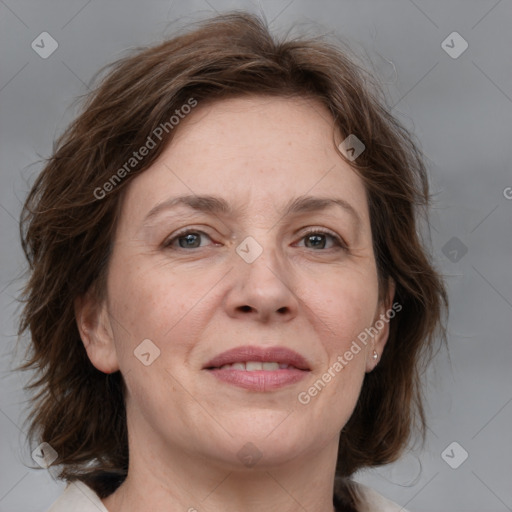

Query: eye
[[163, 229, 214, 249], [163, 228, 346, 251], [296, 229, 346, 250]]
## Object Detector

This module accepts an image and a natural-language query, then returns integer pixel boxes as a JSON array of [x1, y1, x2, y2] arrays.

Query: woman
[[19, 12, 447, 512]]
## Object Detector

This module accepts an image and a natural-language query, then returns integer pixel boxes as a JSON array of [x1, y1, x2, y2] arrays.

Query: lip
[[203, 345, 311, 392]]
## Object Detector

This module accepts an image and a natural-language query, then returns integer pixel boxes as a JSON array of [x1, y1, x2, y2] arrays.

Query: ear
[[366, 278, 396, 372], [74, 288, 120, 374]]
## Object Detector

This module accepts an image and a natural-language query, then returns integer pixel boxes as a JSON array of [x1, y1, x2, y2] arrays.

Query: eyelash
[[163, 228, 347, 251]]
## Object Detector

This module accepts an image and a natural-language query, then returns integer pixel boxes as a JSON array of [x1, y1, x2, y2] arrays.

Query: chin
[[220, 408, 302, 440], [198, 415, 321, 468], [206, 436, 308, 471]]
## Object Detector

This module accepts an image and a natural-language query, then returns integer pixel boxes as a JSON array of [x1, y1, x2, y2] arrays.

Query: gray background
[[1, 1, 511, 511]]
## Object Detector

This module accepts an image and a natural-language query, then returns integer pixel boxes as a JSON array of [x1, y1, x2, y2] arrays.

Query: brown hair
[[18, 11, 447, 509]]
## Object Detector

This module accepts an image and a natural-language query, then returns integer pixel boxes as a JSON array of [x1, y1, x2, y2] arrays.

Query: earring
[[372, 350, 379, 360]]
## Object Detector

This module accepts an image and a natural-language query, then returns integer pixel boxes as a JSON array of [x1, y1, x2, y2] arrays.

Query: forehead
[[166, 94, 339, 170], [119, 95, 370, 227]]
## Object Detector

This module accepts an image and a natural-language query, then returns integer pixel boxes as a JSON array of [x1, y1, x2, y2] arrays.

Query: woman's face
[[80, 95, 393, 470]]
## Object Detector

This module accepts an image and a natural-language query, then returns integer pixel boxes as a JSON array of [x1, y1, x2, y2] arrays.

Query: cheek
[[295, 277, 374, 433], [106, 257, 214, 364], [299, 266, 380, 351], [294, 265, 378, 417], [106, 261, 213, 421]]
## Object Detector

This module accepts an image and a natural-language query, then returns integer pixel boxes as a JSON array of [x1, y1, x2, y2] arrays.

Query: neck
[[102, 430, 339, 512]]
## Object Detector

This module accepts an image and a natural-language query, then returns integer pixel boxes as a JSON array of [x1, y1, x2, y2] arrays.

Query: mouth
[[208, 361, 299, 371], [203, 345, 310, 371], [203, 346, 311, 391]]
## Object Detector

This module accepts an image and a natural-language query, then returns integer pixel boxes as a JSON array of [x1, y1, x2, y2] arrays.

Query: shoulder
[[48, 478, 406, 512], [46, 480, 109, 512], [352, 481, 409, 512]]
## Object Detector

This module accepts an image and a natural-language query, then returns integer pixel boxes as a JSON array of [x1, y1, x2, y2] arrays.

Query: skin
[[76, 95, 394, 512]]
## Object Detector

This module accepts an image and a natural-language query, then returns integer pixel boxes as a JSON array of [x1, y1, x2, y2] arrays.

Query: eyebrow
[[142, 194, 361, 227]]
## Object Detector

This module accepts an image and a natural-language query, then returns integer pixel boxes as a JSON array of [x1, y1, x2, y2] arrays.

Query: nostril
[[277, 306, 289, 314], [238, 305, 253, 313]]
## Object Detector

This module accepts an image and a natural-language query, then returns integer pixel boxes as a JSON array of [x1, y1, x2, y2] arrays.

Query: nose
[[223, 244, 299, 323]]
